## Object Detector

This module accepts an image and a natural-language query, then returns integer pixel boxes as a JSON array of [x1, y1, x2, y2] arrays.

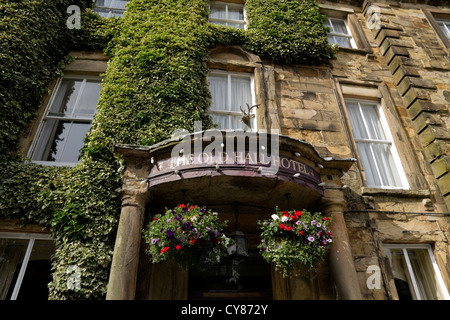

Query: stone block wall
[[272, 0, 449, 299]]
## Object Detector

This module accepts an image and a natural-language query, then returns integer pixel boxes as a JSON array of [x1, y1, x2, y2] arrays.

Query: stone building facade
[[1, 0, 449, 300]]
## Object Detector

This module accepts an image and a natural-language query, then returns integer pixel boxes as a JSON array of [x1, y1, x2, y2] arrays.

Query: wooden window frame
[[333, 80, 428, 192], [383, 243, 450, 300], [344, 98, 409, 190], [0, 232, 54, 300], [27, 75, 102, 167], [93, 0, 129, 18], [320, 5, 372, 53], [423, 9, 450, 49], [209, 1, 247, 30], [208, 69, 257, 131]]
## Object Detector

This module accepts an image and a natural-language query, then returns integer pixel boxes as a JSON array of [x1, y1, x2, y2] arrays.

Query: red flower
[[282, 211, 288, 216], [323, 217, 330, 221], [176, 245, 182, 250], [178, 204, 186, 208], [191, 239, 196, 245], [300, 230, 305, 236], [161, 247, 169, 253], [291, 215, 297, 221], [189, 205, 197, 210], [280, 223, 285, 230], [295, 210, 302, 216], [286, 226, 292, 231], [153, 217, 158, 221]]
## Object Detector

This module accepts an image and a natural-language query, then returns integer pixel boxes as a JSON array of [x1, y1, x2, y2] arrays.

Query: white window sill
[[27, 160, 78, 168]]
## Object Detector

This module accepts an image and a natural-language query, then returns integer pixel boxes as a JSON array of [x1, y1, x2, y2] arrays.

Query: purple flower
[[311, 220, 316, 226], [307, 236, 315, 242], [151, 239, 157, 244], [167, 218, 171, 223], [214, 229, 220, 237], [166, 229, 174, 239], [185, 221, 191, 229]]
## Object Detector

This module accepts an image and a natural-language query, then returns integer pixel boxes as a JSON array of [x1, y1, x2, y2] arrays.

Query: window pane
[[0, 239, 29, 300], [360, 104, 386, 140], [231, 76, 252, 113], [371, 143, 402, 187], [94, 0, 128, 17], [389, 249, 415, 299], [327, 35, 336, 45], [114, 0, 129, 10], [387, 247, 448, 300], [48, 79, 83, 117], [230, 115, 245, 130], [210, 113, 228, 130], [438, 21, 450, 39], [33, 120, 91, 163], [331, 19, 348, 34], [356, 142, 381, 187], [94, 0, 108, 7], [228, 7, 244, 21], [335, 36, 352, 48], [407, 249, 446, 300], [210, 5, 226, 19], [346, 103, 369, 139], [75, 80, 101, 117], [16, 240, 55, 300], [209, 75, 228, 111]]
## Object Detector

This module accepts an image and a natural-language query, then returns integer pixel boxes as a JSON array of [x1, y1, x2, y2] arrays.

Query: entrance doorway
[[188, 250, 272, 300]]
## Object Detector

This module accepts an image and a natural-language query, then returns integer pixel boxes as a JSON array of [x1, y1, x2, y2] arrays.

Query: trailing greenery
[[0, 0, 336, 299]]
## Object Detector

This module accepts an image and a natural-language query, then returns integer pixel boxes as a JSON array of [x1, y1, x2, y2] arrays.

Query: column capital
[[117, 187, 150, 210], [320, 196, 347, 214]]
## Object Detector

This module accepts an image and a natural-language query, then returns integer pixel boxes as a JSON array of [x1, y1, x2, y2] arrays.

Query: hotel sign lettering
[[149, 150, 320, 182]]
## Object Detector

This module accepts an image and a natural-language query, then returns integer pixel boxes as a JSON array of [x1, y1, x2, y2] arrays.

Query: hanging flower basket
[[258, 207, 335, 277], [143, 204, 232, 270]]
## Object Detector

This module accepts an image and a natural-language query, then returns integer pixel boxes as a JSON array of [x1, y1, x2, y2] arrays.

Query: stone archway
[[106, 131, 361, 300]]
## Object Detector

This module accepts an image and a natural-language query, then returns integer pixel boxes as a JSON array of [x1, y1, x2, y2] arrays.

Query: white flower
[[222, 234, 230, 246], [271, 214, 279, 220], [281, 216, 288, 222]]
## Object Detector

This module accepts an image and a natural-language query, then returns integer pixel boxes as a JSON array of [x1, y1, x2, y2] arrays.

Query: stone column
[[322, 192, 362, 300], [106, 189, 148, 300]]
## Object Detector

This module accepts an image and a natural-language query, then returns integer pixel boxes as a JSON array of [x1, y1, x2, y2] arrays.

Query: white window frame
[[325, 17, 357, 49], [345, 99, 409, 190], [436, 19, 450, 40], [209, 1, 247, 30], [0, 232, 53, 300], [383, 244, 450, 300], [208, 70, 256, 131], [93, 0, 129, 18], [27, 75, 101, 167]]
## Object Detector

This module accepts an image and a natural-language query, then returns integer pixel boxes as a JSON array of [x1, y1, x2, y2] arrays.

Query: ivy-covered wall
[[0, 0, 335, 299]]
